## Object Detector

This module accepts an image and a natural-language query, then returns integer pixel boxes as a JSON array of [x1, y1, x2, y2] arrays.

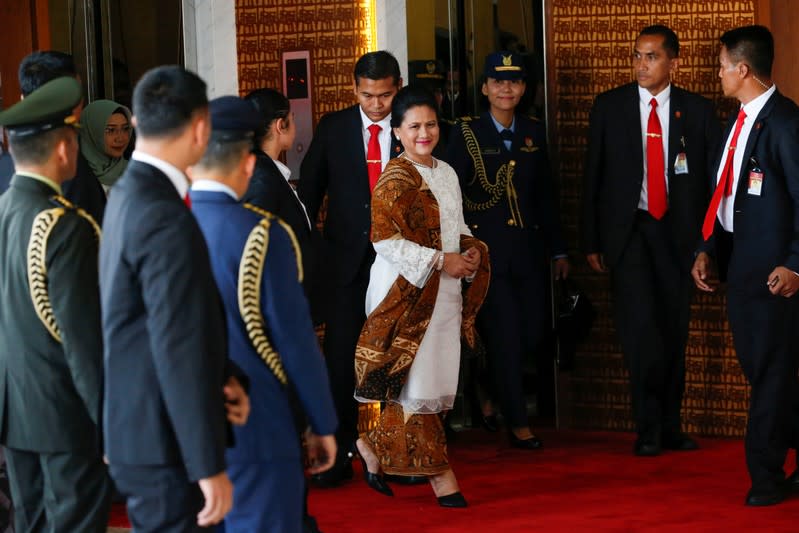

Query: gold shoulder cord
[[27, 195, 102, 343], [459, 122, 524, 227], [239, 203, 306, 386]]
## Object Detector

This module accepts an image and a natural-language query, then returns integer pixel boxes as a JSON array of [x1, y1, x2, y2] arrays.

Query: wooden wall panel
[[547, 0, 758, 437], [235, 0, 374, 125]]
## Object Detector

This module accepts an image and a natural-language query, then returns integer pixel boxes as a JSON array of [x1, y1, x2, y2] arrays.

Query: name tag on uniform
[[747, 169, 763, 196], [481, 147, 500, 155], [674, 152, 689, 175]]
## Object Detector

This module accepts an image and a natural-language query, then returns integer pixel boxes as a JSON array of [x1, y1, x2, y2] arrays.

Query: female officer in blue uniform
[[446, 52, 569, 449]]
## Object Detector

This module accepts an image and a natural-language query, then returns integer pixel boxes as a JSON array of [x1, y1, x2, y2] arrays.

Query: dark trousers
[[609, 211, 693, 439], [323, 269, 369, 456], [727, 286, 799, 489], [478, 268, 549, 429], [4, 447, 110, 533], [110, 464, 209, 533], [221, 459, 304, 533]]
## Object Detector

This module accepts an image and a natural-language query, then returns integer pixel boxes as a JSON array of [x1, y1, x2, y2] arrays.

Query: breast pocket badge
[[674, 152, 689, 175], [747, 157, 763, 196], [519, 137, 539, 153]]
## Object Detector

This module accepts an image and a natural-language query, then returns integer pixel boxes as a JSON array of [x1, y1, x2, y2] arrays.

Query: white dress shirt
[[273, 158, 312, 229], [637, 85, 671, 211], [359, 107, 392, 170], [190, 179, 239, 200], [131, 150, 189, 199], [717, 84, 776, 231]]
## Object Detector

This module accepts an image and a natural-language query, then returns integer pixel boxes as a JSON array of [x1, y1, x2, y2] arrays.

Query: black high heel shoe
[[358, 456, 394, 497], [437, 491, 468, 508], [509, 432, 543, 450]]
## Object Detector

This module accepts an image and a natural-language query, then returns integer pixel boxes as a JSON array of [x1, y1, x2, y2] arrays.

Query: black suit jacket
[[581, 83, 721, 270], [243, 151, 325, 323], [0, 176, 103, 453], [100, 160, 229, 482], [707, 90, 799, 287], [298, 105, 400, 285]]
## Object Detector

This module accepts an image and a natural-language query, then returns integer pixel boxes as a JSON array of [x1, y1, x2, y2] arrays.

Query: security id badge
[[747, 157, 763, 196], [674, 152, 689, 175]]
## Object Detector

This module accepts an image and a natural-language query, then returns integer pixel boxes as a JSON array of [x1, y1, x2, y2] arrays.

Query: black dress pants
[[323, 267, 370, 457], [478, 265, 549, 430], [727, 285, 799, 489], [4, 447, 110, 533], [111, 463, 209, 533], [609, 211, 693, 440]]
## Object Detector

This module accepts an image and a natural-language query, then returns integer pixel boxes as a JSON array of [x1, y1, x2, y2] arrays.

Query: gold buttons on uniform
[[470, 224, 479, 230], [509, 160, 516, 167], [507, 219, 516, 226]]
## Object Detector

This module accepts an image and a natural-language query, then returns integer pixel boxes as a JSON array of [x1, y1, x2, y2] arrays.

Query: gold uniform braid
[[238, 203, 305, 385], [27, 195, 102, 343], [459, 121, 524, 227]]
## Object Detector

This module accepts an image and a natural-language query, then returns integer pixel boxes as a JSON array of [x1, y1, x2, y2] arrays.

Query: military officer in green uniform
[[0, 77, 110, 532], [446, 52, 569, 449]]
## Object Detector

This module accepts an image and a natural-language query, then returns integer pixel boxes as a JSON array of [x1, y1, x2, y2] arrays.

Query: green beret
[[0, 77, 81, 138]]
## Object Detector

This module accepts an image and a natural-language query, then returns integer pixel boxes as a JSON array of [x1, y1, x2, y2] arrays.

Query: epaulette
[[458, 115, 478, 122], [27, 195, 101, 343], [238, 202, 308, 386]]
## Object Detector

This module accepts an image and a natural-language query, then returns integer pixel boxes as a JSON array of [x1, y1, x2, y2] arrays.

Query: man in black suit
[[298, 51, 402, 486], [100, 66, 249, 531], [692, 25, 799, 507], [2, 52, 108, 224], [0, 77, 109, 532], [581, 25, 720, 456]]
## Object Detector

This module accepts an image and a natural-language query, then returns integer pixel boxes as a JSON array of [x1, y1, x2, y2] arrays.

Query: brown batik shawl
[[354, 157, 490, 402]]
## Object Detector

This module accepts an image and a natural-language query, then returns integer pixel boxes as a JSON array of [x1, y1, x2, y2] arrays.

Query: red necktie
[[367, 124, 382, 192], [646, 98, 667, 219], [184, 194, 192, 209], [701, 108, 747, 240]]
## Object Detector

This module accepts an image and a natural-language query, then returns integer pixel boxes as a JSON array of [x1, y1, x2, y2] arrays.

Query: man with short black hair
[[0, 76, 109, 533], [298, 51, 402, 487], [582, 25, 720, 456], [100, 66, 249, 530], [190, 95, 337, 532], [692, 24, 799, 507], [1, 50, 108, 224]]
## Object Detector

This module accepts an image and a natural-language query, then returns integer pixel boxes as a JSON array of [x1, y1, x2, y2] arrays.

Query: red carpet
[[309, 429, 798, 533], [109, 429, 799, 532]]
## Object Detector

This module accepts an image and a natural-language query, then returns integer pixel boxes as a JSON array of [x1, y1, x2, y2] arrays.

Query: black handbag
[[554, 278, 595, 371]]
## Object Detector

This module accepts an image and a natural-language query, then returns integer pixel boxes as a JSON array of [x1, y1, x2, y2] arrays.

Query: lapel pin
[[525, 137, 533, 147], [675, 111, 681, 119], [395, 145, 401, 153], [755, 122, 762, 130]]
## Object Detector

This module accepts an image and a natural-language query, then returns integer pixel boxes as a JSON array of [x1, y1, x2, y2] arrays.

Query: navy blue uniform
[[190, 190, 337, 533], [447, 113, 566, 428]]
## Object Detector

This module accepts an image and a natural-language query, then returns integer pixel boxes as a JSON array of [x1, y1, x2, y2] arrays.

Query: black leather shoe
[[437, 491, 468, 508], [509, 433, 543, 450], [745, 485, 784, 506], [633, 437, 661, 457], [662, 433, 699, 451], [359, 457, 393, 496], [385, 474, 428, 485], [481, 414, 499, 432], [783, 469, 799, 493], [310, 459, 353, 488]]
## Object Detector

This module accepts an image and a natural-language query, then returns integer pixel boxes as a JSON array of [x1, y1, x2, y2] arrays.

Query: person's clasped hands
[[443, 246, 481, 279]]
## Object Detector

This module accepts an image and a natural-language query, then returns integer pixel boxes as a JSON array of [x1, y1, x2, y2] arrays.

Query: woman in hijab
[[78, 99, 132, 194]]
